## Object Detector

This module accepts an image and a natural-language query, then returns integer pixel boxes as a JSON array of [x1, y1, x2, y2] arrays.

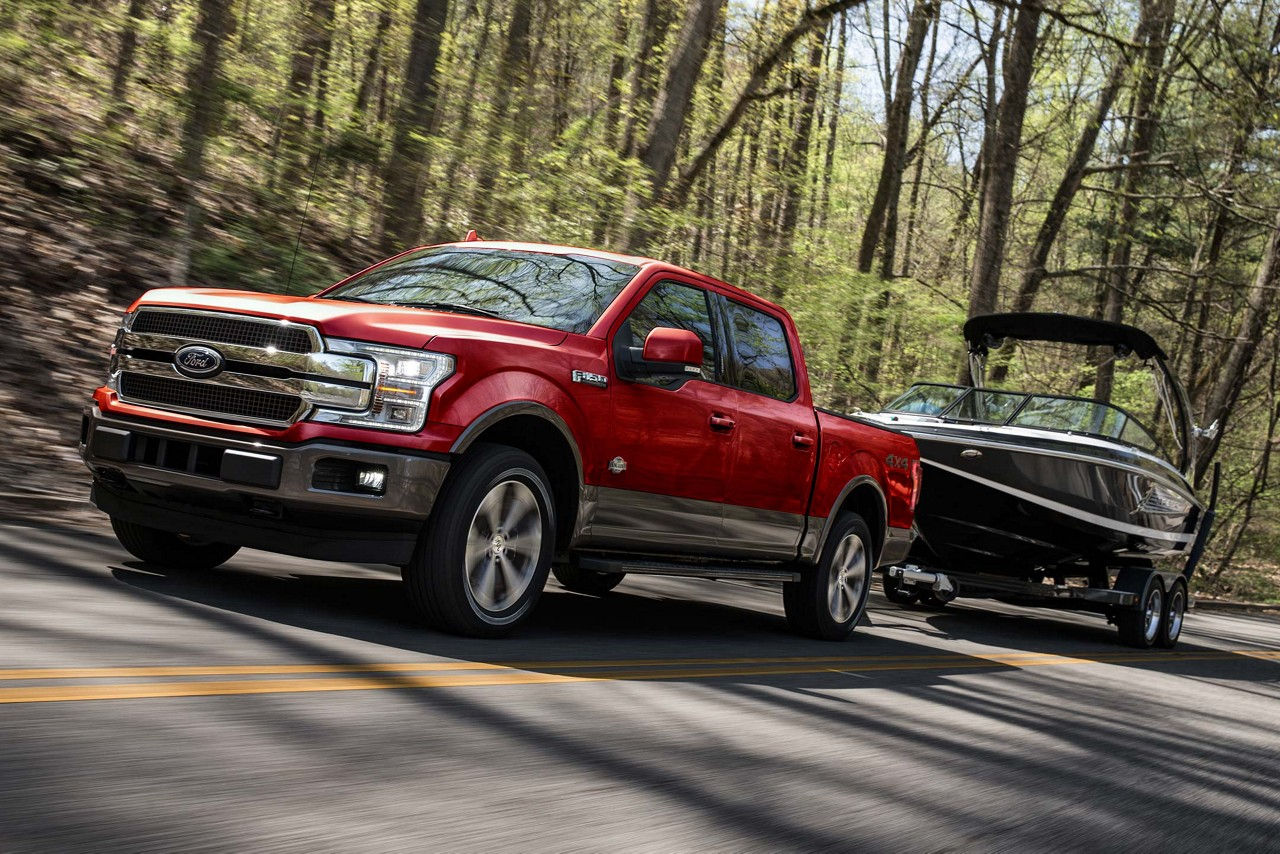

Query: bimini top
[[963, 312, 1167, 361]]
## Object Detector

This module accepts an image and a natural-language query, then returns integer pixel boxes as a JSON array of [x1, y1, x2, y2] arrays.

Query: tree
[[378, 0, 450, 252], [964, 0, 1042, 327], [170, 0, 237, 286]]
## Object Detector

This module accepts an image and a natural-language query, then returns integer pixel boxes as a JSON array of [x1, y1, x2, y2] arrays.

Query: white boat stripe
[[923, 458, 1196, 545]]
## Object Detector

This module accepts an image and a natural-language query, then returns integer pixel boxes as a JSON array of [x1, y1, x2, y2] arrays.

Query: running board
[[577, 556, 800, 583]]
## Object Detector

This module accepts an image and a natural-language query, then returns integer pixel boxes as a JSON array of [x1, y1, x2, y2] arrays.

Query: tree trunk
[[378, 0, 450, 252], [816, 12, 846, 232], [855, 0, 937, 274], [964, 0, 1040, 325], [1012, 52, 1127, 313], [1195, 207, 1280, 483], [469, 0, 533, 233], [108, 0, 147, 106], [619, 0, 676, 159], [1095, 0, 1175, 401], [602, 0, 630, 151], [775, 19, 829, 265], [169, 0, 235, 286], [273, 0, 336, 187], [354, 0, 393, 119], [623, 0, 721, 250], [671, 0, 871, 207], [436, 0, 496, 227]]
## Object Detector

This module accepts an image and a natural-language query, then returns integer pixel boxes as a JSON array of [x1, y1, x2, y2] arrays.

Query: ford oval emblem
[[174, 344, 225, 379]]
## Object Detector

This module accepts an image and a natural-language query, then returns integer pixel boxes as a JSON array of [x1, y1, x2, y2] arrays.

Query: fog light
[[356, 466, 387, 495]]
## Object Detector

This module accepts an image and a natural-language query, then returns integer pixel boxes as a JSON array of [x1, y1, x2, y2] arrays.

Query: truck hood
[[132, 288, 569, 349]]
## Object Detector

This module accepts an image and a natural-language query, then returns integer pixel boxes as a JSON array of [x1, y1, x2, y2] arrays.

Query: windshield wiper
[[386, 301, 506, 319]]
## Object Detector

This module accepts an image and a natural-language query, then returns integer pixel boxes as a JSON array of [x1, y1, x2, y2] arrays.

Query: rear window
[[323, 247, 640, 334], [725, 300, 796, 400]]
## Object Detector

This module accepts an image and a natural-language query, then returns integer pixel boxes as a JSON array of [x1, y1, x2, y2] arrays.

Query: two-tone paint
[[86, 241, 919, 568]]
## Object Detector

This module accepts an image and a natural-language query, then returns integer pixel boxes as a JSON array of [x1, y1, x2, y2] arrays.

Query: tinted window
[[619, 282, 717, 384], [323, 247, 639, 334], [725, 300, 796, 400]]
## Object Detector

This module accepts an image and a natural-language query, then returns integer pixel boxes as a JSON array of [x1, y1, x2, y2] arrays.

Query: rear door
[[714, 294, 818, 558], [587, 278, 735, 554]]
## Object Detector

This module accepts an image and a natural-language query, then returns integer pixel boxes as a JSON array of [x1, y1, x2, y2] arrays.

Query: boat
[[863, 313, 1217, 648]]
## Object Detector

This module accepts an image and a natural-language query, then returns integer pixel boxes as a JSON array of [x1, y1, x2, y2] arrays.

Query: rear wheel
[[110, 516, 239, 570], [1116, 577, 1164, 648], [403, 444, 555, 638], [553, 559, 625, 596], [881, 570, 919, 605], [784, 513, 873, 641], [1157, 579, 1187, 649]]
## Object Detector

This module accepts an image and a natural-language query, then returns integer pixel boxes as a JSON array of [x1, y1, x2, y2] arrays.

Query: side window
[[619, 281, 717, 384], [724, 300, 796, 400]]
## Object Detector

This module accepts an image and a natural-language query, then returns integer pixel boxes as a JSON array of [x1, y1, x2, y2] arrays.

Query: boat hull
[[901, 426, 1202, 577]]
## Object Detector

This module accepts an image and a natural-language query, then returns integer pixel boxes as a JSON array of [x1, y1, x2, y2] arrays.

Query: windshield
[[321, 247, 641, 334], [885, 383, 1164, 456]]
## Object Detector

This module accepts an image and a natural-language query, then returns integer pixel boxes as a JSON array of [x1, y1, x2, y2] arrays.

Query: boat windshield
[[885, 383, 1162, 454]]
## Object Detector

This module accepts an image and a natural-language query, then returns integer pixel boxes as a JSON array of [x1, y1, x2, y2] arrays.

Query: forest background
[[0, 0, 1276, 599]]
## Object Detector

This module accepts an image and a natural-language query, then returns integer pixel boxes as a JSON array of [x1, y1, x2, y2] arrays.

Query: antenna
[[285, 147, 326, 296]]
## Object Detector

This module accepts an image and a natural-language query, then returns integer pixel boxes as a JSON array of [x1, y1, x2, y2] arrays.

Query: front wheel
[[403, 444, 555, 638], [784, 513, 873, 641], [110, 517, 240, 570]]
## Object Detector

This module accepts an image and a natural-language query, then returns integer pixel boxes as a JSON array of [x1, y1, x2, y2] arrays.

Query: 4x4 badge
[[608, 456, 627, 475]]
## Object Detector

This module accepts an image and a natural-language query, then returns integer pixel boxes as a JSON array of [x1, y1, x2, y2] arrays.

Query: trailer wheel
[[784, 513, 872, 640], [881, 570, 919, 605], [1116, 576, 1164, 648], [1157, 579, 1187, 649]]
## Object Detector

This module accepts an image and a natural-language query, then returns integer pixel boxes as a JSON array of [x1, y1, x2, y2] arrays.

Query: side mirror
[[642, 327, 702, 369], [619, 327, 703, 381]]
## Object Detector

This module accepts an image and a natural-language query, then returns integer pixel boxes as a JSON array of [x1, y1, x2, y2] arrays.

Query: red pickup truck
[[81, 240, 920, 639]]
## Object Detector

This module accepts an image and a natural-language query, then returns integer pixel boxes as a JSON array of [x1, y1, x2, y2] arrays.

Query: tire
[[553, 559, 625, 596], [1157, 578, 1187, 649], [881, 569, 919, 605], [784, 513, 873, 641], [403, 444, 555, 638], [916, 589, 950, 611], [1116, 576, 1164, 648], [110, 516, 240, 570]]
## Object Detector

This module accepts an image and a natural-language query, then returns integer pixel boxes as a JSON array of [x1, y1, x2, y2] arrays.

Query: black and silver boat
[[866, 313, 1218, 648]]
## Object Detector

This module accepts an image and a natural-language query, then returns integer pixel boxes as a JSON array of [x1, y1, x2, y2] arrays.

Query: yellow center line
[[0, 650, 1273, 705], [4, 650, 1262, 682]]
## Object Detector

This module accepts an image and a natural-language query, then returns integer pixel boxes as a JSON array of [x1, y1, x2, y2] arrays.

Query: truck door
[[713, 294, 818, 558], [589, 279, 734, 554]]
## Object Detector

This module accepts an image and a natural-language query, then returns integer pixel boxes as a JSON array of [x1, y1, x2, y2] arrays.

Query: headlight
[[310, 339, 454, 433]]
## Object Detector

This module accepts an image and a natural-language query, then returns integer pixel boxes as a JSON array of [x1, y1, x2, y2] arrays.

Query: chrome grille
[[115, 309, 376, 427], [120, 373, 303, 423], [133, 309, 314, 353]]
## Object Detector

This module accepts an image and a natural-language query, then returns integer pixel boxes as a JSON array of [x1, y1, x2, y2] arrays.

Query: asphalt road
[[2, 519, 1279, 853]]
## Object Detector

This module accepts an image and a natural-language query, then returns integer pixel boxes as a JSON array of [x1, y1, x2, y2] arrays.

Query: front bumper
[[80, 405, 451, 564]]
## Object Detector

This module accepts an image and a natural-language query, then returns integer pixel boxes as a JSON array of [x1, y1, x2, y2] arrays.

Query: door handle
[[792, 432, 814, 449], [709, 414, 736, 432], [960, 448, 983, 459]]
